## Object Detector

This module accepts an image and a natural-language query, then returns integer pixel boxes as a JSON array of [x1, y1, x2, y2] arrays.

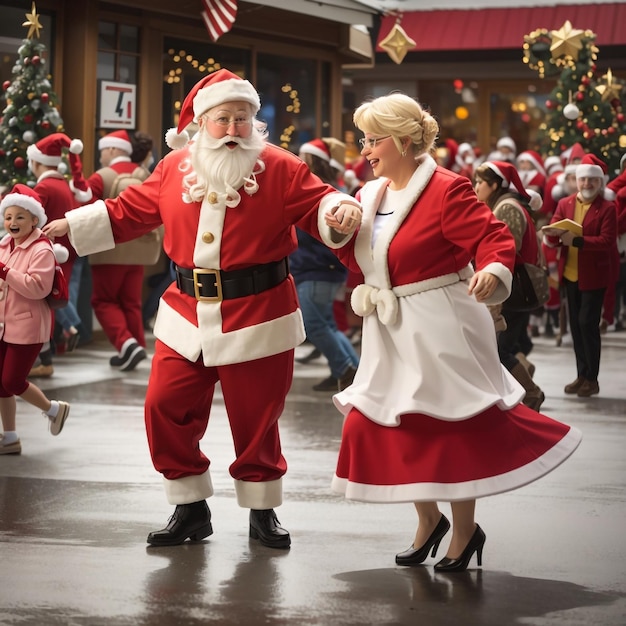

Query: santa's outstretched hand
[[43, 218, 69, 241]]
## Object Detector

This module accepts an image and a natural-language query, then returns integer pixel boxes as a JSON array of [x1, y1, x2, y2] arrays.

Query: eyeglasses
[[206, 115, 253, 128], [358, 136, 391, 150]]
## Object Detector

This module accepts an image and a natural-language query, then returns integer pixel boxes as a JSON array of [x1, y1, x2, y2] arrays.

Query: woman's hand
[[43, 218, 69, 240], [468, 270, 499, 302], [325, 202, 362, 235]]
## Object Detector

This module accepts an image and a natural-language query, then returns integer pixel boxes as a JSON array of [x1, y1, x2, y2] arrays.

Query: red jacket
[[546, 193, 617, 290]]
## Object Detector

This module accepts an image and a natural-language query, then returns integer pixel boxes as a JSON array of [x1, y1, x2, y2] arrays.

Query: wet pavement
[[1, 328, 625, 625]]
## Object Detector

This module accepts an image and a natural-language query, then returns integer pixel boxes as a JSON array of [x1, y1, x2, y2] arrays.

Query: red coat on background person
[[546, 191, 617, 290]]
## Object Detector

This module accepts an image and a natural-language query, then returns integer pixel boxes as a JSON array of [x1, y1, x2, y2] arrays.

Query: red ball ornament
[[32, 55, 40, 65], [601, 129, 608, 136], [41, 93, 49, 103], [41, 120, 50, 129], [611, 98, 621, 109], [0, 149, 5, 157], [617, 113, 625, 123], [581, 76, 590, 86], [576, 121, 585, 130], [607, 126, 615, 134], [453, 79, 464, 92], [14, 156, 26, 169], [2, 80, 10, 91], [23, 114, 33, 123], [576, 92, 584, 101], [546, 100, 553, 109]]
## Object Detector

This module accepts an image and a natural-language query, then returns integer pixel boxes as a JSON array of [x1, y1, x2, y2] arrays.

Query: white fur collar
[[355, 154, 437, 288]]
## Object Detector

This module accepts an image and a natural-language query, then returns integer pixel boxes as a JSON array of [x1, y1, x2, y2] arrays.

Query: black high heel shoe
[[434, 524, 486, 573], [395, 514, 451, 566]]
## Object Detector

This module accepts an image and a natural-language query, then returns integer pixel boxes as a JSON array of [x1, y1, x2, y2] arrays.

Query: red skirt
[[331, 403, 581, 502]]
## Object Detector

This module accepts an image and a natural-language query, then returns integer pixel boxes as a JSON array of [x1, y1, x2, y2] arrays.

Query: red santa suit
[[87, 156, 148, 354], [328, 155, 581, 502], [65, 142, 352, 507]]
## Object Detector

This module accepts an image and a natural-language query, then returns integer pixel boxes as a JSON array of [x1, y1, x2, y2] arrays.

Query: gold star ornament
[[595, 68, 623, 103], [550, 20, 584, 62], [23, 2, 43, 39], [379, 23, 416, 65]]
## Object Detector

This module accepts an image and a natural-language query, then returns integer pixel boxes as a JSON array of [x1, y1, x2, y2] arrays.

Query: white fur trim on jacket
[[65, 200, 115, 257], [317, 192, 360, 249]]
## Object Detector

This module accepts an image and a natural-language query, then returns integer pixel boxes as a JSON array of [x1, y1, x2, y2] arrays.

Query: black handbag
[[503, 262, 550, 312]]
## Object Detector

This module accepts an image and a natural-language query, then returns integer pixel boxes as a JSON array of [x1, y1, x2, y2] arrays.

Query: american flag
[[201, 0, 238, 42]]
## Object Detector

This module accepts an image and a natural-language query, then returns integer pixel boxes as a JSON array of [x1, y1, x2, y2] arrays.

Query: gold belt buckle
[[192, 268, 223, 302]]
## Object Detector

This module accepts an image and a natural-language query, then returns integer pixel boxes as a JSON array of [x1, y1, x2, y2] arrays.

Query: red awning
[[377, 3, 626, 52]]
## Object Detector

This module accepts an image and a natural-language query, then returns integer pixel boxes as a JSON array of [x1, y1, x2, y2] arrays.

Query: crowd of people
[[4, 68, 626, 573]]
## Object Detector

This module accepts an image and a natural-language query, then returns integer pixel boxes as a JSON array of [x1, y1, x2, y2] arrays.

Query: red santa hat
[[165, 69, 261, 150], [561, 142, 586, 166], [68, 150, 92, 204], [576, 153, 615, 200], [483, 161, 542, 211], [299, 138, 331, 162], [98, 130, 132, 155], [26, 132, 83, 168], [0, 183, 48, 227], [516, 150, 545, 175]]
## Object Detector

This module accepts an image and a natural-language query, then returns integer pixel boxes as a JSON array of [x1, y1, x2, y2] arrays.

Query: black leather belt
[[175, 258, 289, 302]]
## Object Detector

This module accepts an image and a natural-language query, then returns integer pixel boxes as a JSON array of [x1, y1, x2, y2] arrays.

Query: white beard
[[183, 128, 266, 206], [579, 188, 599, 202], [518, 169, 537, 187]]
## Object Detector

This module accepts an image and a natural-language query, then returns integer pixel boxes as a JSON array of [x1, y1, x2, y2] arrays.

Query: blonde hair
[[353, 93, 439, 158]]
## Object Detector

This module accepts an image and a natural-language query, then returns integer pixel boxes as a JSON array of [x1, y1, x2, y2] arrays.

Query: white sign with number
[[99, 81, 136, 129]]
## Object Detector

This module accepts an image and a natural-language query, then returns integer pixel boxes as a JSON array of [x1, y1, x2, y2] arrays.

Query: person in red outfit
[[26, 133, 88, 376], [86, 130, 156, 372], [544, 154, 618, 397], [44, 69, 362, 550], [329, 93, 581, 573]]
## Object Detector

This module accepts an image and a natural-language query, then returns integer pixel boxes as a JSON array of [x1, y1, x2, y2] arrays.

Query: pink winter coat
[[0, 228, 55, 344]]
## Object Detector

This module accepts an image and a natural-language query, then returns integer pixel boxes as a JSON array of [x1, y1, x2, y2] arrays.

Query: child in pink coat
[[0, 185, 70, 455]]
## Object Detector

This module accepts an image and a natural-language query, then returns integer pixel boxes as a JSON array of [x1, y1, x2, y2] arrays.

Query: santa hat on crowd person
[[496, 137, 517, 160], [560, 142, 586, 166], [543, 155, 563, 177], [483, 160, 543, 211], [165, 69, 261, 150], [98, 130, 133, 155], [68, 148, 92, 204], [0, 183, 48, 227], [516, 150, 546, 175], [576, 153, 616, 200], [26, 132, 84, 169], [299, 138, 331, 162]]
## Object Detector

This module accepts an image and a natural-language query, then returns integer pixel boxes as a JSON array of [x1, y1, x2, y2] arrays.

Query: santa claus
[[43, 69, 361, 549]]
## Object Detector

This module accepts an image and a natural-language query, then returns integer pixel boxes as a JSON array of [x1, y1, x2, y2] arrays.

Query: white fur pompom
[[165, 128, 189, 150], [604, 187, 616, 201], [69, 139, 83, 154], [551, 184, 564, 201], [526, 189, 543, 212], [52, 243, 69, 264]]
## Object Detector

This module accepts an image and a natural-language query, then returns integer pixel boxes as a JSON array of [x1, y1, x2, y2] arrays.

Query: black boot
[[147, 501, 213, 546], [249, 509, 291, 549]]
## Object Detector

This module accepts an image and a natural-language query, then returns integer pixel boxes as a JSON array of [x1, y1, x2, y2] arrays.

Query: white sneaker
[[47, 401, 70, 436]]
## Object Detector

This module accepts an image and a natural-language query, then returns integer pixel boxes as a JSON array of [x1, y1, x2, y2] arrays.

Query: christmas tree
[[524, 20, 626, 176], [0, 3, 65, 190]]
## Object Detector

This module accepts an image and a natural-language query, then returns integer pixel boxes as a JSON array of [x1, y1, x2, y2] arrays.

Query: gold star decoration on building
[[379, 22, 416, 65], [550, 20, 584, 62], [23, 2, 43, 39], [595, 68, 623, 103]]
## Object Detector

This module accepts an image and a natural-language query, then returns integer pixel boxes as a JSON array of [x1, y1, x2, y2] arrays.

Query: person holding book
[[543, 154, 617, 397]]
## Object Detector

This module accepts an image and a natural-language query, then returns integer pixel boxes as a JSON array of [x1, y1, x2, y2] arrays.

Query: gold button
[[202, 232, 215, 243], [208, 192, 218, 204]]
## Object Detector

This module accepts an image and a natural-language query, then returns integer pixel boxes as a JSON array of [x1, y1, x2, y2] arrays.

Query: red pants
[[0, 341, 42, 397], [145, 340, 293, 482], [91, 264, 145, 351]]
